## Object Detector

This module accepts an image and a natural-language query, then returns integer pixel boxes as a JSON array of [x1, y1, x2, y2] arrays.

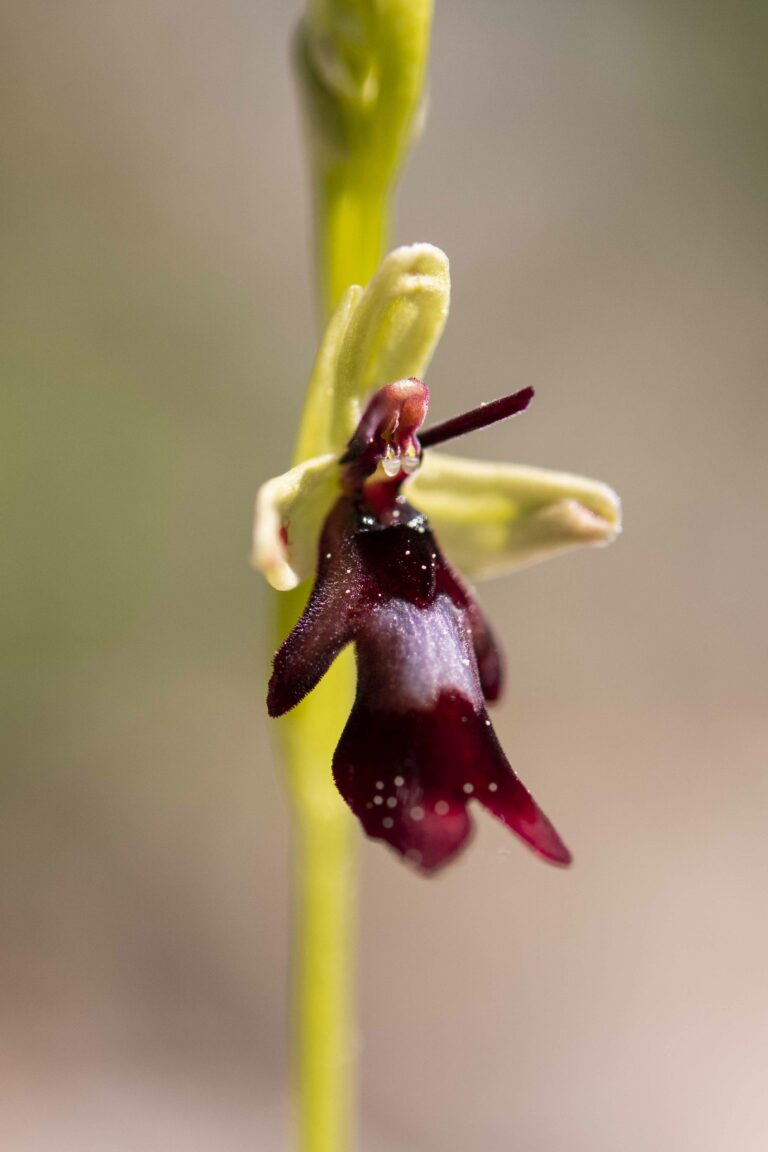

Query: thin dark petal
[[268, 501, 363, 717], [418, 385, 534, 448]]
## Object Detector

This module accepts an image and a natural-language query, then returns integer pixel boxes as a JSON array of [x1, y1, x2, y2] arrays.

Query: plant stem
[[318, 170, 389, 317], [294, 802, 356, 1152], [281, 607, 357, 1152], [286, 179, 389, 1152]]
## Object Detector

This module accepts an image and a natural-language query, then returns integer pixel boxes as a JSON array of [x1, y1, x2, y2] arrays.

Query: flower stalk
[[283, 4, 435, 1149], [296, 0, 434, 314]]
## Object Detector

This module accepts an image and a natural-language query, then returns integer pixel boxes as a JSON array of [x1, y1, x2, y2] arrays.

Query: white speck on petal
[[383, 817, 394, 829], [410, 806, 425, 821], [386, 797, 397, 809], [488, 782, 498, 792], [373, 796, 383, 806], [394, 775, 404, 787], [435, 800, 450, 816], [463, 783, 474, 794]]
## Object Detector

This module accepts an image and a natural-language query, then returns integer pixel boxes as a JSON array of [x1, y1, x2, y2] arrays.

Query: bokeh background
[[2, 2, 767, 1149]]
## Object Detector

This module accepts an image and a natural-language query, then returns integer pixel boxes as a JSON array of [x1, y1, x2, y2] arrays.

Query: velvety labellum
[[269, 495, 571, 873]]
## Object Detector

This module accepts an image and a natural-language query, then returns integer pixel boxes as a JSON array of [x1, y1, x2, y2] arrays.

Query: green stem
[[284, 153, 391, 1152], [276, 4, 434, 1145], [281, 597, 357, 1152], [318, 170, 390, 317], [294, 806, 356, 1152]]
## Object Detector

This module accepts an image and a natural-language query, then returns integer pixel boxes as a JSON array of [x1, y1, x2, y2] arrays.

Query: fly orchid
[[254, 244, 621, 873]]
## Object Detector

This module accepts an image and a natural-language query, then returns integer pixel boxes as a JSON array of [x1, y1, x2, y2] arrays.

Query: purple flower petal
[[270, 494, 570, 873], [333, 689, 569, 873], [267, 501, 364, 717]]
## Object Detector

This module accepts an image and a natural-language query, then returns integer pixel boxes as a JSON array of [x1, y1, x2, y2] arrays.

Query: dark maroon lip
[[268, 488, 570, 874], [268, 380, 569, 874]]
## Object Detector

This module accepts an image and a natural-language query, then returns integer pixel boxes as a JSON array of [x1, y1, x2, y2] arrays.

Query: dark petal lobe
[[333, 696, 474, 873], [333, 690, 570, 872], [436, 556, 505, 702], [474, 723, 572, 866], [268, 501, 365, 717]]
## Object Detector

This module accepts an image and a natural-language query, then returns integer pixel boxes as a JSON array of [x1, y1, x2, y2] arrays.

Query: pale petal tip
[[380, 243, 450, 305], [387, 241, 449, 276], [553, 484, 622, 546], [251, 483, 301, 592]]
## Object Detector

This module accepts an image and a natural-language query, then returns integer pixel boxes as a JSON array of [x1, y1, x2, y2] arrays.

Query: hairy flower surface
[[254, 244, 621, 872]]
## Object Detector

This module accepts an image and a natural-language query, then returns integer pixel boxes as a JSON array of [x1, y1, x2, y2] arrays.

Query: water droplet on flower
[[435, 800, 450, 816], [376, 781, 384, 789], [382, 456, 400, 478], [373, 796, 383, 806], [394, 775, 404, 787], [383, 817, 394, 829], [386, 797, 397, 809], [488, 782, 498, 792], [463, 783, 474, 794], [410, 806, 425, 822], [402, 455, 419, 475]]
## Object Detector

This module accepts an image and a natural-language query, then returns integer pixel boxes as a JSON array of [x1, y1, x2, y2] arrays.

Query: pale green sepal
[[293, 243, 449, 467], [252, 454, 339, 591], [331, 243, 449, 445], [294, 286, 363, 464], [409, 451, 622, 581]]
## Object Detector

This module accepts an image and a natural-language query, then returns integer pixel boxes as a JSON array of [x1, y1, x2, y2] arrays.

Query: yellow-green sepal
[[409, 451, 622, 580], [293, 243, 450, 464]]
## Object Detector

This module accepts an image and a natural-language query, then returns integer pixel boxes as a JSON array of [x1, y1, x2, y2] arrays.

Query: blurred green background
[[2, 2, 767, 1149]]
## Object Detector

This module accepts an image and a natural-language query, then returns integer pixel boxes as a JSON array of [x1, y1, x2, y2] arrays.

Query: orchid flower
[[253, 243, 621, 873]]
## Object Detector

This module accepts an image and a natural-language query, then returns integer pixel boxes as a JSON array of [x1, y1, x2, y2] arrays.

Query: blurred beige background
[[2, 2, 767, 1149]]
